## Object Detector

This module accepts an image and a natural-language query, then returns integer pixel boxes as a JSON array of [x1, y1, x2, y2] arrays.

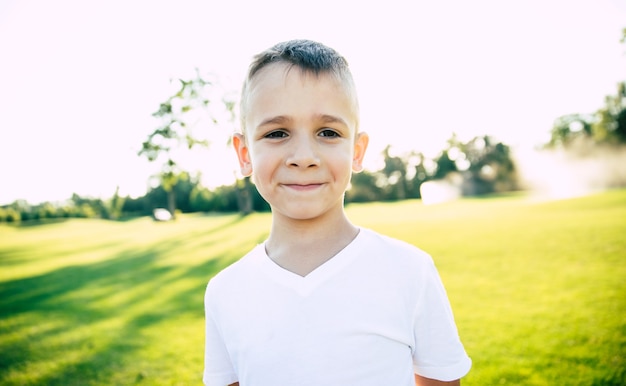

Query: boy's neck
[[265, 212, 359, 277]]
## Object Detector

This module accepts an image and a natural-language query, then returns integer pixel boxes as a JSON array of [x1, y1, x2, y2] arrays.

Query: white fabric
[[203, 228, 471, 385]]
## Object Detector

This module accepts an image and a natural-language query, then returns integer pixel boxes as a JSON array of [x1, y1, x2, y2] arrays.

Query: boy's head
[[240, 39, 360, 133], [232, 39, 369, 219]]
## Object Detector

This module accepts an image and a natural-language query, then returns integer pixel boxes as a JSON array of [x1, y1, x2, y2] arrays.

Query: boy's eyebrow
[[258, 115, 292, 128], [257, 114, 349, 128], [316, 114, 349, 127]]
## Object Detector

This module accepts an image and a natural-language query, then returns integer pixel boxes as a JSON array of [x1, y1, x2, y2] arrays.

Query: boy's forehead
[[244, 62, 359, 125], [249, 62, 347, 94]]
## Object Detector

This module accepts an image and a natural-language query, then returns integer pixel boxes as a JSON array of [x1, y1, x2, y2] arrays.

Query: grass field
[[1, 190, 625, 385]]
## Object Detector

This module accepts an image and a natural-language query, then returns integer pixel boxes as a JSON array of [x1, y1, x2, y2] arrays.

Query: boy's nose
[[286, 136, 320, 168]]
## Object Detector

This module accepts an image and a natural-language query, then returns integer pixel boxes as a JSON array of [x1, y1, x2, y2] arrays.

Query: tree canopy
[[547, 29, 626, 148], [138, 70, 236, 217]]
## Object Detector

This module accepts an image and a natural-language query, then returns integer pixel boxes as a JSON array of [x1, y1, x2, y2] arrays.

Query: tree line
[[0, 133, 518, 223], [546, 82, 626, 148], [3, 93, 625, 223]]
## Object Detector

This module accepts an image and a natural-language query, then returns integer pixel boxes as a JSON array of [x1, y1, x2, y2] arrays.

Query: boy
[[204, 39, 471, 386]]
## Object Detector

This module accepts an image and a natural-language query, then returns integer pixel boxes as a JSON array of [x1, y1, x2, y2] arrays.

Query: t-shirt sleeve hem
[[202, 372, 238, 386], [414, 356, 472, 382]]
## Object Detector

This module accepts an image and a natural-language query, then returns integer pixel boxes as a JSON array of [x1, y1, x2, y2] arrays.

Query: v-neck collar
[[254, 228, 366, 296]]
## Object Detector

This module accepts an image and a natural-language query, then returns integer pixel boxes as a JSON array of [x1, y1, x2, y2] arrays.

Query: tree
[[430, 134, 518, 196], [346, 170, 381, 203], [547, 113, 594, 147], [460, 136, 517, 195], [234, 177, 254, 215], [547, 29, 626, 147], [592, 82, 626, 144], [433, 150, 458, 180], [405, 151, 431, 198], [546, 83, 626, 148], [380, 145, 408, 200], [138, 70, 236, 218], [107, 186, 125, 220]]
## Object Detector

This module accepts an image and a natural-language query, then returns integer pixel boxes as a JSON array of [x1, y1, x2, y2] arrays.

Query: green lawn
[[1, 190, 625, 385]]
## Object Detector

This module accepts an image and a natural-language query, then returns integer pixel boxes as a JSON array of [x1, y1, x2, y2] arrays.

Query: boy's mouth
[[282, 183, 324, 191]]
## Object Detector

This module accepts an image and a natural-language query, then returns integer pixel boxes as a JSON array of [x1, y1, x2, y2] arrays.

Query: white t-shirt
[[204, 228, 471, 385]]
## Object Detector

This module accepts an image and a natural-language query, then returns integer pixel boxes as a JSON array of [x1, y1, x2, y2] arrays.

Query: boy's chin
[[272, 205, 339, 222]]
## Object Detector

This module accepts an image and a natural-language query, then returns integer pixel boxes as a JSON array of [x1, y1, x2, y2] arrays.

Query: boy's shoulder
[[207, 242, 264, 286], [360, 227, 434, 263], [356, 228, 436, 278]]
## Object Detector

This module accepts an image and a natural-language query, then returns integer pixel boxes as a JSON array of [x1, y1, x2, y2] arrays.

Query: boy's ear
[[352, 132, 369, 173], [233, 133, 253, 177]]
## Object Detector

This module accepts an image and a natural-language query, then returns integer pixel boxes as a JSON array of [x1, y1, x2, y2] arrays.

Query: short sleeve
[[412, 258, 472, 381], [203, 282, 238, 386]]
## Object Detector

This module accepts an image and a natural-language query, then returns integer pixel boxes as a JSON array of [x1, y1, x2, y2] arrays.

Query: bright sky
[[1, 0, 625, 205]]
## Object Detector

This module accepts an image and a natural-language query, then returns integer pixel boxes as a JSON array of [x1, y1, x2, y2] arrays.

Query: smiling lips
[[282, 183, 324, 191]]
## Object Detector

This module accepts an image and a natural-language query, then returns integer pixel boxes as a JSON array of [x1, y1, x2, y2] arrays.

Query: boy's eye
[[319, 129, 340, 138], [264, 130, 288, 139]]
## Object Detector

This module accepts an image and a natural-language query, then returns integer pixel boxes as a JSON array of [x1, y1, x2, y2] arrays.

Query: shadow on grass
[[1, 218, 71, 228], [0, 220, 250, 386]]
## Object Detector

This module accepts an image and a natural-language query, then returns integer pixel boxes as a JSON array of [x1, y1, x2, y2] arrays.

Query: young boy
[[204, 39, 471, 386]]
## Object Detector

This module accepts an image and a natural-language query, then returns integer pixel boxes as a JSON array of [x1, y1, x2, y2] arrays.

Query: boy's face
[[234, 63, 368, 221]]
